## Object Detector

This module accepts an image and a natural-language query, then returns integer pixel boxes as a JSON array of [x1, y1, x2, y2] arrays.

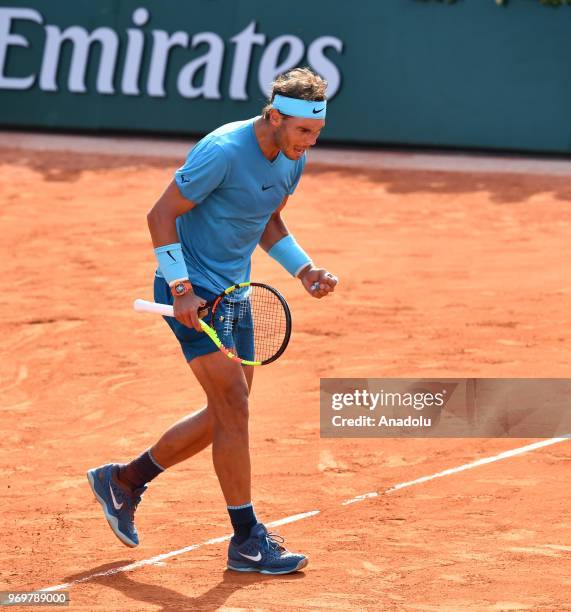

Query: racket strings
[[222, 285, 289, 363], [222, 300, 235, 336], [249, 286, 288, 362]]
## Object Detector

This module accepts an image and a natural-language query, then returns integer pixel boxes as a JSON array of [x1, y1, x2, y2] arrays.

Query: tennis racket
[[134, 282, 292, 366]]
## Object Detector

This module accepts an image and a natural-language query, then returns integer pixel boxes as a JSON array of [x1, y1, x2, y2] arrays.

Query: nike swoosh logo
[[179, 175, 191, 183], [262, 185, 274, 191], [167, 250, 176, 262], [109, 483, 123, 510], [313, 107, 325, 114], [239, 551, 262, 562]]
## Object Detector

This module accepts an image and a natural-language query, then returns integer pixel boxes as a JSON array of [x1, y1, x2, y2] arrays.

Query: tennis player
[[88, 67, 338, 575]]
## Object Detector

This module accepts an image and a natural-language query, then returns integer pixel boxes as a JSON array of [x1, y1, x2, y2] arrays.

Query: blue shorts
[[153, 276, 255, 363]]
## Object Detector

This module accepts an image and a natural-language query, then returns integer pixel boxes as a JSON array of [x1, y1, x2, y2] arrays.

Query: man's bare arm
[[259, 197, 289, 252], [147, 179, 206, 331], [260, 195, 338, 298], [147, 180, 197, 247]]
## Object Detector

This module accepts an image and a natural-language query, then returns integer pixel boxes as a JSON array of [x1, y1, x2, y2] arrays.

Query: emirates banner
[[1, 0, 570, 152]]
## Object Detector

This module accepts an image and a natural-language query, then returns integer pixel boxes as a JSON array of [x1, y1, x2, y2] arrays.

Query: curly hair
[[261, 67, 327, 119]]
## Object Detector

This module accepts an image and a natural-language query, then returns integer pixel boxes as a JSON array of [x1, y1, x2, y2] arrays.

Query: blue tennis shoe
[[87, 463, 146, 548], [227, 523, 308, 574]]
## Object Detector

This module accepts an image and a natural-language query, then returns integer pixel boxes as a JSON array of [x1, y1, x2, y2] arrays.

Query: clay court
[[1, 137, 570, 611]]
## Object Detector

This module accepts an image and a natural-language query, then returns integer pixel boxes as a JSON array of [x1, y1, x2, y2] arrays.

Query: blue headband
[[272, 94, 327, 120]]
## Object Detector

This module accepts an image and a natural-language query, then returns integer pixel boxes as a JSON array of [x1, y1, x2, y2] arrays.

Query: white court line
[[40, 437, 569, 592], [342, 436, 570, 505], [40, 512, 320, 592]]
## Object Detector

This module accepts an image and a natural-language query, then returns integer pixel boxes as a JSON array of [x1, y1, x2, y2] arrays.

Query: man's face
[[272, 111, 325, 160]]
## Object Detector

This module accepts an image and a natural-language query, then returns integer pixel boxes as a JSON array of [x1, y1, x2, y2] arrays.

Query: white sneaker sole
[[227, 557, 308, 575]]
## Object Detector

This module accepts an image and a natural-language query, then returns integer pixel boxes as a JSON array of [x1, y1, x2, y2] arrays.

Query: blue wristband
[[267, 234, 312, 277], [154, 243, 189, 286]]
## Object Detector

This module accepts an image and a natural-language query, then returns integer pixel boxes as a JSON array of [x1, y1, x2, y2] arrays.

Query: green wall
[[1, 0, 570, 153]]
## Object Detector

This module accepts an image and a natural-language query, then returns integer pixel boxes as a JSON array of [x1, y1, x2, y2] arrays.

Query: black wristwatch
[[171, 280, 192, 297]]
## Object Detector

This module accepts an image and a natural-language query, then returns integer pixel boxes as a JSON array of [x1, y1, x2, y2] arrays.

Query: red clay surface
[[1, 147, 571, 611]]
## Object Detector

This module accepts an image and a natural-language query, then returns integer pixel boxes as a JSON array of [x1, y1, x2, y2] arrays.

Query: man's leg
[[117, 366, 252, 488], [86, 359, 252, 548], [150, 406, 212, 469], [189, 352, 252, 505], [150, 366, 254, 469]]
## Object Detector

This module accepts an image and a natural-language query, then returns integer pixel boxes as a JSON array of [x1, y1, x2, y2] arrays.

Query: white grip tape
[[133, 299, 209, 335], [133, 299, 174, 317]]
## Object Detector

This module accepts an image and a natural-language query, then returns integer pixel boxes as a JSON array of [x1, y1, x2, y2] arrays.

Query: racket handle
[[133, 299, 174, 317], [134, 299, 210, 328]]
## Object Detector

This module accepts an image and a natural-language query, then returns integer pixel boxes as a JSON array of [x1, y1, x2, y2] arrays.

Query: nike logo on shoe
[[239, 551, 262, 562], [109, 483, 124, 510]]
